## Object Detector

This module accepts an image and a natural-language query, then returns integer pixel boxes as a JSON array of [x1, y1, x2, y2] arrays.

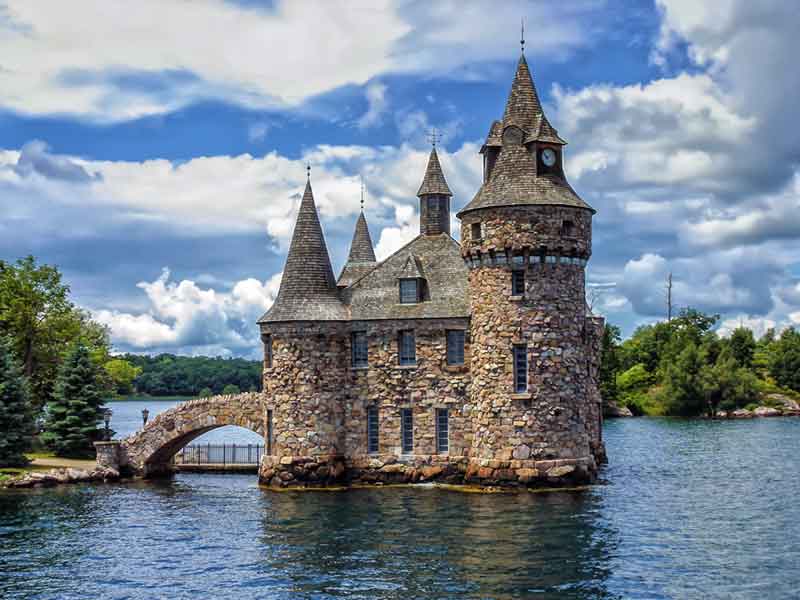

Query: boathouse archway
[[117, 392, 265, 476]]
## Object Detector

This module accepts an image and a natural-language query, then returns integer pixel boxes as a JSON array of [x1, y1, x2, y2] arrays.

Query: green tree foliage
[[700, 347, 760, 416], [221, 384, 241, 395], [41, 344, 108, 457], [616, 363, 654, 415], [599, 324, 621, 409], [727, 327, 756, 369], [0, 338, 35, 467], [0, 256, 112, 410], [661, 343, 705, 416], [124, 354, 261, 396], [104, 359, 143, 396], [769, 328, 800, 392], [199, 387, 213, 398]]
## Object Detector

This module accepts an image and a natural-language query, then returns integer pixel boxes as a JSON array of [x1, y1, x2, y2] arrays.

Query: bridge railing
[[173, 444, 264, 466]]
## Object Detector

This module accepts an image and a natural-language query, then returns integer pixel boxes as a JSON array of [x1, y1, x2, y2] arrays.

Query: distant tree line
[[120, 354, 261, 397], [600, 308, 800, 417]]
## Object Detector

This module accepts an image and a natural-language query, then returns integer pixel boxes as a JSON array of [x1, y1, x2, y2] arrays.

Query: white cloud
[[0, 0, 600, 122], [94, 268, 282, 356], [356, 82, 388, 129]]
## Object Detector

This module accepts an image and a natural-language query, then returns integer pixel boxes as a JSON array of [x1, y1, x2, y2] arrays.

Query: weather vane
[[306, 163, 311, 179], [360, 174, 365, 211], [426, 127, 441, 148], [521, 17, 525, 54]]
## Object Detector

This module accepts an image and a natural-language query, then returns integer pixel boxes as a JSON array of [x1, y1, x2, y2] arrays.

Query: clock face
[[541, 148, 557, 167]]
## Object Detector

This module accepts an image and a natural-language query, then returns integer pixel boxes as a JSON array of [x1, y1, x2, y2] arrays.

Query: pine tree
[[0, 337, 35, 467], [41, 344, 107, 457]]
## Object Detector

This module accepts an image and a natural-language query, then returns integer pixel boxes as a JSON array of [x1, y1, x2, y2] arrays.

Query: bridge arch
[[118, 392, 264, 476]]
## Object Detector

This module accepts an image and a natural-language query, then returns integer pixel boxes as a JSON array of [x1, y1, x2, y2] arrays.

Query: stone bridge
[[96, 392, 264, 477]]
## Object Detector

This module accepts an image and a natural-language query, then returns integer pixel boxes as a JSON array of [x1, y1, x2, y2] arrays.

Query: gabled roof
[[342, 233, 469, 321], [259, 180, 347, 323], [397, 254, 425, 279], [337, 211, 377, 288], [416, 147, 452, 197]]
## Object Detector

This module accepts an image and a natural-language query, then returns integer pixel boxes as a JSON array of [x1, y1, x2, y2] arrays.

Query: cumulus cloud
[[94, 268, 282, 356], [356, 82, 388, 129]]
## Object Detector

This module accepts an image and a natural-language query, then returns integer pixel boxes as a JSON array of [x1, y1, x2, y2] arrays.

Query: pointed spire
[[337, 208, 377, 288], [260, 177, 346, 322], [502, 53, 544, 131], [416, 146, 452, 197]]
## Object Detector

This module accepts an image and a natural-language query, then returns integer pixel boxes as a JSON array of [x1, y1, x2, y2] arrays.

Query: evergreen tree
[[0, 337, 35, 467], [41, 344, 107, 457], [769, 328, 800, 392], [599, 324, 621, 409], [728, 327, 756, 369], [661, 342, 705, 416]]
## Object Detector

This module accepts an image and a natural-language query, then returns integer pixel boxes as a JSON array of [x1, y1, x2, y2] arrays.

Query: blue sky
[[1, 0, 799, 358]]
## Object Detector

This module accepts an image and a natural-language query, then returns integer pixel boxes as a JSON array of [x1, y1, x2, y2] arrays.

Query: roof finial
[[360, 174, 365, 212], [306, 163, 311, 180], [426, 127, 441, 148], [520, 17, 525, 54]]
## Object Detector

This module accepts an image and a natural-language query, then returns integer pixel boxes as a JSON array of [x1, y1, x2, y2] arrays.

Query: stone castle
[[257, 51, 606, 489]]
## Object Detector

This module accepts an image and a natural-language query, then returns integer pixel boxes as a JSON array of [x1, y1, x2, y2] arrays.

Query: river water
[[1, 414, 799, 599]]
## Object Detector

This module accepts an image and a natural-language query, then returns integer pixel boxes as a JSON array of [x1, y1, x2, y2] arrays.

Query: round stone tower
[[458, 53, 605, 486]]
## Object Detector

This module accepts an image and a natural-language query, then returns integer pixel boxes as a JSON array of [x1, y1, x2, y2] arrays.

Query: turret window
[[446, 330, 466, 365], [561, 220, 575, 236], [399, 330, 416, 366], [352, 331, 368, 368], [511, 270, 525, 296], [546, 255, 557, 264], [513, 345, 528, 393], [399, 278, 420, 304], [264, 334, 273, 368], [367, 406, 379, 453], [471, 222, 482, 240]]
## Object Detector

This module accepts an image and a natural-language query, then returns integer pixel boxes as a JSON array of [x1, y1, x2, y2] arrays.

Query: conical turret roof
[[337, 211, 377, 288], [457, 53, 590, 217], [259, 180, 347, 322], [416, 147, 452, 197]]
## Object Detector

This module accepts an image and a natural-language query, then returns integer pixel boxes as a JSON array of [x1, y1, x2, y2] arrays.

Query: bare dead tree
[[586, 286, 605, 314], [664, 272, 673, 322]]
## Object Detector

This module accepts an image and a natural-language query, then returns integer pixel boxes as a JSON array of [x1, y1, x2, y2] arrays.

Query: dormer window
[[399, 278, 420, 304]]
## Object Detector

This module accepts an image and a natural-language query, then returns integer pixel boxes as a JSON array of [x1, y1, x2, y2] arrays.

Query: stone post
[[94, 441, 121, 471]]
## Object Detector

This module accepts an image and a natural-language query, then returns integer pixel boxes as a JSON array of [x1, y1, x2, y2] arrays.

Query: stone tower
[[457, 53, 606, 485], [417, 146, 452, 236], [257, 176, 348, 486]]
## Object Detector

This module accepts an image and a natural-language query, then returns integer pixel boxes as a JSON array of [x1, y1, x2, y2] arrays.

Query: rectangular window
[[511, 270, 525, 295], [351, 331, 368, 368], [401, 408, 413, 454], [367, 406, 379, 453], [399, 330, 416, 366], [513, 345, 528, 393], [446, 330, 465, 365], [436, 408, 449, 453], [561, 220, 575, 236], [399, 278, 419, 304], [264, 334, 273, 368], [266, 409, 273, 455], [471, 222, 481, 240]]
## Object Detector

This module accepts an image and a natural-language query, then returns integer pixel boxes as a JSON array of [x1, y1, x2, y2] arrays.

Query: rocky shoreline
[[605, 393, 800, 419], [3, 466, 120, 489]]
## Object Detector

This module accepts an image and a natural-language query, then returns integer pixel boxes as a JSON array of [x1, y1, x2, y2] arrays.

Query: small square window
[[561, 220, 575, 236], [399, 279, 419, 304], [352, 331, 368, 368], [446, 330, 465, 365], [471, 222, 481, 240], [399, 330, 416, 366], [511, 270, 525, 295]]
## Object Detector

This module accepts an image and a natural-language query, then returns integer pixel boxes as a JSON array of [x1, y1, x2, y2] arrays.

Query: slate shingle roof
[[343, 233, 469, 321], [337, 211, 377, 288], [416, 147, 452, 197], [259, 180, 347, 322], [458, 54, 592, 217]]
